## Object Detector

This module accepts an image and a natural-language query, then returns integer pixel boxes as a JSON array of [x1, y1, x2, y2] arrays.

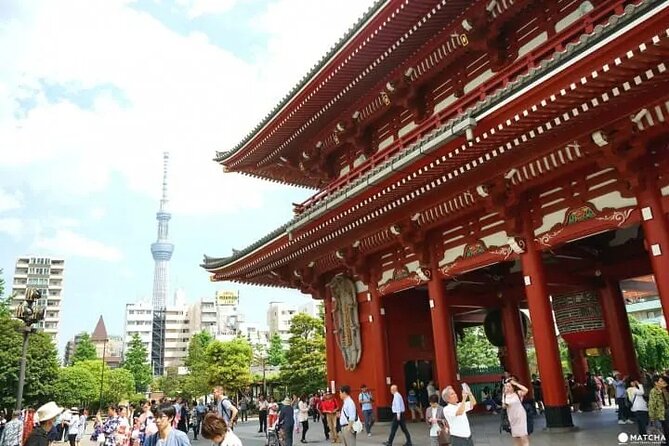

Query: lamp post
[[98, 337, 108, 411], [15, 288, 46, 411]]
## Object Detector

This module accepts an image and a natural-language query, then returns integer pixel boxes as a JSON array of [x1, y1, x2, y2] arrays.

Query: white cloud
[[0, 0, 375, 216], [0, 218, 24, 238], [33, 229, 123, 262], [175, 0, 237, 18], [0, 187, 23, 213], [90, 207, 106, 220]]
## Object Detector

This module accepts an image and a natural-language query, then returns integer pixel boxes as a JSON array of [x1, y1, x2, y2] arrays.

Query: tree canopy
[[267, 333, 286, 367], [630, 317, 669, 372], [279, 313, 325, 395], [71, 333, 98, 364], [207, 337, 253, 394], [53, 365, 98, 407], [182, 331, 214, 399], [122, 334, 152, 392], [456, 326, 499, 369]]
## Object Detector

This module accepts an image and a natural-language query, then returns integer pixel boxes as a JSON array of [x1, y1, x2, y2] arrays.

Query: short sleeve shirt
[[443, 402, 472, 438]]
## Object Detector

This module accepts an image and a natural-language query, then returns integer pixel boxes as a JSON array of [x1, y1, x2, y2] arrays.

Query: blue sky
[[0, 0, 375, 355]]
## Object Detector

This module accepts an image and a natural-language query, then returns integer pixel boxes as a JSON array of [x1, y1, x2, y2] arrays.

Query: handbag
[[97, 433, 106, 444], [437, 420, 450, 445], [344, 409, 364, 434], [499, 408, 511, 433]]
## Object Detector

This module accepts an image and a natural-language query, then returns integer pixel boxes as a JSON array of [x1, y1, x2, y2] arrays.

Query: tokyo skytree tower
[[151, 152, 174, 310]]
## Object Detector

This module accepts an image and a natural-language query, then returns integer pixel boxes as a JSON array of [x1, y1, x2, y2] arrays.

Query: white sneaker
[[367, 433, 372, 437], [626, 420, 635, 424], [618, 420, 626, 425]]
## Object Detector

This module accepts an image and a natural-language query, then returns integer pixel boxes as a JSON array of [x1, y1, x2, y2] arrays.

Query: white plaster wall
[[438, 243, 466, 266], [434, 94, 457, 114], [481, 230, 508, 248], [378, 136, 394, 151], [398, 121, 417, 138], [353, 154, 367, 168], [661, 185, 669, 196], [518, 32, 548, 58], [355, 280, 369, 293], [590, 191, 637, 211], [464, 69, 494, 95]]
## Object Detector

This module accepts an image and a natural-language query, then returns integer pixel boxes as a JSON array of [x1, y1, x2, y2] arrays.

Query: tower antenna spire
[[160, 152, 169, 212]]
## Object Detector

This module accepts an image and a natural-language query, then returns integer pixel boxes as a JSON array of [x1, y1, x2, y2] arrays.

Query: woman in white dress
[[502, 379, 530, 446]]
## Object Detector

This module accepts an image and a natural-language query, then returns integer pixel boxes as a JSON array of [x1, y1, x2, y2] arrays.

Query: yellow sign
[[217, 290, 238, 305]]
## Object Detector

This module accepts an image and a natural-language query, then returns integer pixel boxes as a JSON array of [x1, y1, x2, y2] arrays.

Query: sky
[[0, 0, 378, 355]]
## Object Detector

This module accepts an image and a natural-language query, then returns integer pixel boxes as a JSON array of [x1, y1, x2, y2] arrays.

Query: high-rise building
[[64, 331, 87, 365], [11, 256, 65, 343], [150, 153, 174, 375], [124, 293, 191, 371], [267, 300, 323, 342]]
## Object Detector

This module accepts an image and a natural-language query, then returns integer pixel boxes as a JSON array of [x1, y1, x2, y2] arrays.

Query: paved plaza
[[176, 406, 652, 446]]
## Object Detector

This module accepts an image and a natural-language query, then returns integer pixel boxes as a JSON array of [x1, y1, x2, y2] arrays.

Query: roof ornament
[[592, 130, 609, 147]]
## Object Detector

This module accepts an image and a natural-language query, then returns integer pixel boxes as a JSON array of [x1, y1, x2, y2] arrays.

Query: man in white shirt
[[442, 384, 477, 446], [383, 385, 412, 446], [338, 386, 357, 446]]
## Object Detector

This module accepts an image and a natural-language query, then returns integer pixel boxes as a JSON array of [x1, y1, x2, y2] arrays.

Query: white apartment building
[[123, 294, 191, 370], [11, 256, 65, 343], [267, 300, 322, 342]]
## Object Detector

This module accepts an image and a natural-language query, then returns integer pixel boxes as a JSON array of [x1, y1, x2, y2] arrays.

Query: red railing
[[293, 0, 635, 215]]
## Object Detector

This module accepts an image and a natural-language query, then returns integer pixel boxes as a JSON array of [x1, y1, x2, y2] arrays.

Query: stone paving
[[76, 406, 660, 446]]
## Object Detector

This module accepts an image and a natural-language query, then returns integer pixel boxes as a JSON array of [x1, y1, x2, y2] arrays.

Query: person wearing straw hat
[[277, 397, 295, 446], [26, 402, 64, 446]]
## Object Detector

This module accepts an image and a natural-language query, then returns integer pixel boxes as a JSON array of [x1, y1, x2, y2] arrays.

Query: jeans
[[363, 409, 374, 434], [386, 414, 412, 445], [259, 410, 268, 432], [616, 397, 630, 420], [634, 410, 649, 435], [282, 426, 294, 446], [240, 409, 248, 422]]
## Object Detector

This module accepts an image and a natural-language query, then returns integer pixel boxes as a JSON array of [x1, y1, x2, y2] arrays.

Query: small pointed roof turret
[[91, 316, 108, 341]]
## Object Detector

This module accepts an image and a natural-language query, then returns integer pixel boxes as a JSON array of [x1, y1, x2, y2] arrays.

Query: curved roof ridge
[[215, 0, 388, 164]]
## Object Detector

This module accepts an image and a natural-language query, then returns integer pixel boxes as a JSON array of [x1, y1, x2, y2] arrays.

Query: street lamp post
[[98, 338, 108, 411], [15, 288, 46, 411]]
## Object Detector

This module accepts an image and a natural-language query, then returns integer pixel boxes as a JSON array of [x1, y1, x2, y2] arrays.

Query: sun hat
[[70, 407, 79, 414], [37, 402, 64, 422], [282, 397, 292, 405]]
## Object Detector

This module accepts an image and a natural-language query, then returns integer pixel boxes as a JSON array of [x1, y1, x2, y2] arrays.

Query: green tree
[[183, 331, 214, 399], [122, 334, 152, 392], [456, 326, 499, 369], [207, 337, 253, 394], [53, 365, 98, 407], [153, 367, 187, 398], [105, 368, 136, 403], [72, 333, 98, 364], [0, 269, 10, 318], [0, 314, 59, 409], [630, 317, 669, 371], [279, 313, 325, 395], [266, 333, 286, 367]]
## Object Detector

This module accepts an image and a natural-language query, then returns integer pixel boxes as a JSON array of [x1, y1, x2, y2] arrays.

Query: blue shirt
[[339, 397, 357, 426], [615, 380, 627, 399], [391, 393, 406, 415], [358, 392, 373, 412]]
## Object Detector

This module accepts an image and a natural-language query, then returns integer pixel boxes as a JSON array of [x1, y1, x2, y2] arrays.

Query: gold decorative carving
[[329, 275, 362, 371]]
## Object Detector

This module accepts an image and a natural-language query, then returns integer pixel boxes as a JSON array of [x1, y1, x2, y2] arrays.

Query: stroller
[[266, 425, 283, 446]]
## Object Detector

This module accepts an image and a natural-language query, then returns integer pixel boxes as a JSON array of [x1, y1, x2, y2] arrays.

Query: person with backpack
[[213, 387, 238, 430], [358, 384, 374, 437], [628, 379, 650, 436]]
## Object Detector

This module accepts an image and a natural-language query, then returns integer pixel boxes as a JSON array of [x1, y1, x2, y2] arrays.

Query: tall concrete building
[[11, 256, 65, 343], [150, 153, 174, 375], [124, 293, 190, 370], [64, 332, 87, 365], [267, 300, 323, 342]]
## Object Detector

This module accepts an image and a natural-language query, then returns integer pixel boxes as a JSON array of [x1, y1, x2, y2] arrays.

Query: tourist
[[316, 393, 330, 441], [481, 387, 499, 414], [425, 394, 448, 446], [195, 400, 206, 437], [143, 405, 190, 446], [257, 395, 269, 433], [443, 383, 477, 446], [66, 408, 79, 446], [628, 379, 650, 435], [321, 391, 339, 443], [358, 384, 374, 437], [23, 408, 36, 446], [213, 387, 238, 429], [614, 373, 633, 424], [237, 397, 248, 424], [176, 402, 188, 434], [75, 409, 87, 446], [267, 397, 279, 430], [99, 406, 121, 446], [0, 410, 23, 446], [200, 413, 241, 446], [298, 395, 310, 443], [502, 378, 530, 446], [310, 393, 321, 423], [292, 394, 301, 436], [531, 375, 544, 414], [338, 386, 357, 446], [138, 400, 156, 446], [27, 403, 64, 446], [118, 407, 131, 446], [277, 397, 295, 446], [648, 375, 669, 444], [427, 381, 437, 399], [407, 385, 422, 422], [383, 384, 412, 446]]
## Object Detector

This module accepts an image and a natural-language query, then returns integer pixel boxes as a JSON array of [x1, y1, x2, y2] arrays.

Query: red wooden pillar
[[427, 275, 459, 392], [520, 225, 573, 428], [323, 294, 337, 392], [501, 297, 532, 396], [637, 186, 669, 330], [368, 283, 392, 420], [599, 279, 639, 379], [568, 347, 588, 384]]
